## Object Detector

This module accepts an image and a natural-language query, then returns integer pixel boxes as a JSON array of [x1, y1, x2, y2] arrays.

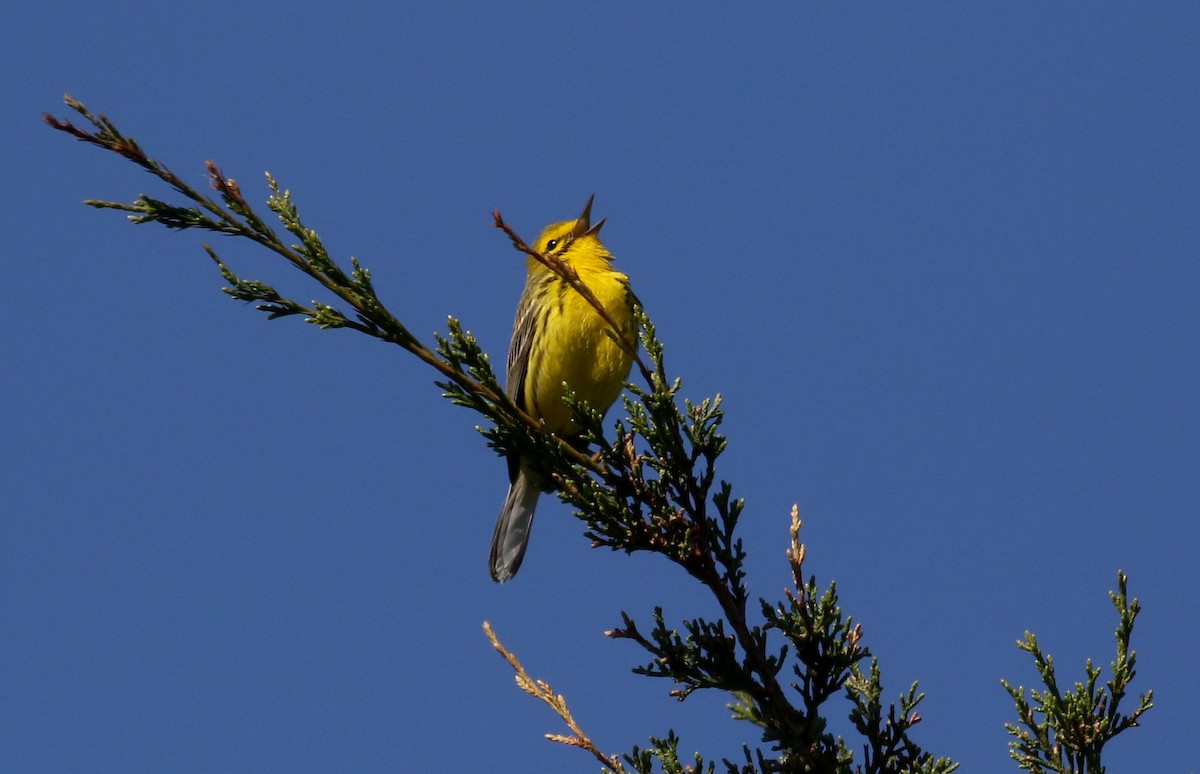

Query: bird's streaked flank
[[489, 196, 637, 582]]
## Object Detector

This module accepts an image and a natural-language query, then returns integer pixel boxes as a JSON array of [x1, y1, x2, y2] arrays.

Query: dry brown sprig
[[786, 504, 806, 591], [482, 621, 627, 773]]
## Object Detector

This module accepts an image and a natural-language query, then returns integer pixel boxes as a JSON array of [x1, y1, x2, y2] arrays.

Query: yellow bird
[[489, 196, 637, 582]]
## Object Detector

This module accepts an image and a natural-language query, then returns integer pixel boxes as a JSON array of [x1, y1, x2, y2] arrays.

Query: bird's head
[[530, 195, 611, 267]]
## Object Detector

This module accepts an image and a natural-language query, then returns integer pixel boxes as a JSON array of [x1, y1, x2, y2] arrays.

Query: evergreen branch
[[1001, 571, 1153, 773], [844, 660, 956, 774], [43, 94, 604, 475]]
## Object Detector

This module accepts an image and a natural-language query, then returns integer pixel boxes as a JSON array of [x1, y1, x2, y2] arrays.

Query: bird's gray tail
[[489, 463, 541, 582]]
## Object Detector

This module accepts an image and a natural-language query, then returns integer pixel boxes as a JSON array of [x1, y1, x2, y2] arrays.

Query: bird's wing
[[506, 280, 545, 410], [504, 279, 546, 484]]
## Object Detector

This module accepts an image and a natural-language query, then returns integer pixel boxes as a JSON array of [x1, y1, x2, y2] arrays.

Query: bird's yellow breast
[[524, 236, 635, 436]]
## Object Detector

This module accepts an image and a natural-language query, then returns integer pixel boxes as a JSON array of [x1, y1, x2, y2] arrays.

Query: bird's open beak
[[572, 194, 605, 239]]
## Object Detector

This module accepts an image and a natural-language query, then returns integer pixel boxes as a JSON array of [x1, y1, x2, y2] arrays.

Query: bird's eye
[[546, 239, 558, 250]]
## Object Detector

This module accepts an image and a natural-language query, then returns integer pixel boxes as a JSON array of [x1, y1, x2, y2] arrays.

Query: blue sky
[[3, 3, 1197, 771]]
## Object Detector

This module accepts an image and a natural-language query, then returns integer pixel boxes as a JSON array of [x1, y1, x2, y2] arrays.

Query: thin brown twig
[[44, 96, 609, 479], [483, 622, 627, 774]]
